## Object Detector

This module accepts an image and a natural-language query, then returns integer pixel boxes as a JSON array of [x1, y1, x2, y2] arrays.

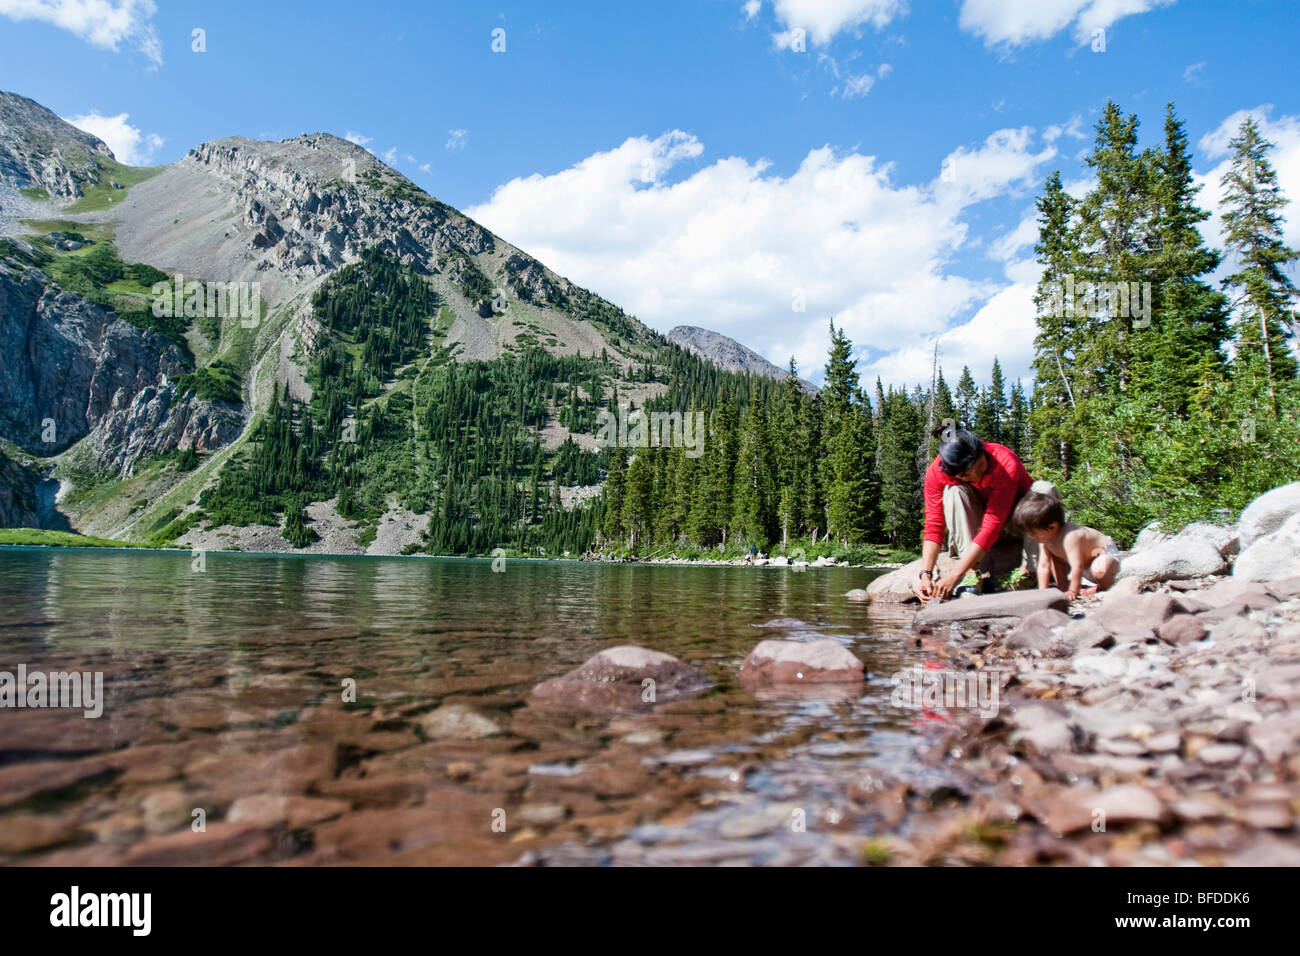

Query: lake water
[[0, 546, 951, 866]]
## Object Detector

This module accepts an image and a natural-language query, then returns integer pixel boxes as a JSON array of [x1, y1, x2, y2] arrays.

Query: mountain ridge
[[0, 89, 790, 554]]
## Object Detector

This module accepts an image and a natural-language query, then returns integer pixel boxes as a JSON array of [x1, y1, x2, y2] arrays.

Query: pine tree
[[877, 388, 923, 546], [1137, 103, 1230, 414], [954, 366, 979, 428], [730, 401, 775, 546], [1029, 170, 1081, 477], [1220, 115, 1300, 411], [826, 388, 882, 545]]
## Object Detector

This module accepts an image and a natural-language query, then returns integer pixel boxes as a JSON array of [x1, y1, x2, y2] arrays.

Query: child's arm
[[1036, 543, 1052, 589]]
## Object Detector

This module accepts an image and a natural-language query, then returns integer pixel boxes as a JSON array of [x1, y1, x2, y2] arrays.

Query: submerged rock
[[419, 704, 502, 740], [532, 645, 712, 713], [738, 638, 864, 684]]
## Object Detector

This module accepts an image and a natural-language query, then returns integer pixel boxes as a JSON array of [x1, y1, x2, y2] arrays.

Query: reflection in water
[[0, 546, 942, 865]]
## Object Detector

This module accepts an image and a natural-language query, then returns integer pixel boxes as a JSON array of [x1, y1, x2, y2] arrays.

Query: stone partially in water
[[915, 589, 1068, 627], [738, 639, 864, 684], [531, 645, 712, 713]]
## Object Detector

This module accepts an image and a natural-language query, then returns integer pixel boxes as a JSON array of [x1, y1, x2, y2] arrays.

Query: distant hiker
[[914, 428, 1034, 603], [1013, 485, 1121, 601]]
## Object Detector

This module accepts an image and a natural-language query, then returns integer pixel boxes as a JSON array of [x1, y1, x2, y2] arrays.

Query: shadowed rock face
[[738, 639, 864, 684], [532, 645, 712, 713], [0, 258, 243, 476]]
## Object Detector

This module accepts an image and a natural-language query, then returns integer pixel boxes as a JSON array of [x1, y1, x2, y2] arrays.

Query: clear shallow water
[[0, 546, 944, 866]]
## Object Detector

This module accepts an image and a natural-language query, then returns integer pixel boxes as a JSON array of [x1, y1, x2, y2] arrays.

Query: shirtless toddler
[[1012, 489, 1121, 601]]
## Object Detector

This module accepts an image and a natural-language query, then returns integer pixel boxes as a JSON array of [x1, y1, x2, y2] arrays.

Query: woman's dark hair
[[937, 429, 985, 477], [1013, 491, 1066, 532]]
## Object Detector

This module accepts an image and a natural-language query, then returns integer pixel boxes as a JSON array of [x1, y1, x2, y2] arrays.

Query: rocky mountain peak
[[0, 90, 115, 199]]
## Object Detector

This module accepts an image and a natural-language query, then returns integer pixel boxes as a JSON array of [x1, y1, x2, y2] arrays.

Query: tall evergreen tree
[[1220, 115, 1300, 410]]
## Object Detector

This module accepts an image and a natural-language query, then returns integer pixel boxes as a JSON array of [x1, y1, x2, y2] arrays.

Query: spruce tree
[[1220, 115, 1300, 410]]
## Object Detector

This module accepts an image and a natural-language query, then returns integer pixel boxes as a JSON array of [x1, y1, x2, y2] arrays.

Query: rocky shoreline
[[842, 480, 1300, 864]]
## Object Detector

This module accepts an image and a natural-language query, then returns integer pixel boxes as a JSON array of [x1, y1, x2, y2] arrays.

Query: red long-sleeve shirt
[[922, 442, 1032, 551]]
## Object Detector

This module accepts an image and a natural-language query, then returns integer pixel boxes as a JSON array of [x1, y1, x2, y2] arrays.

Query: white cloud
[[864, 281, 1039, 390], [877, 62, 892, 78], [958, 0, 1174, 48], [989, 211, 1040, 263], [344, 131, 372, 146], [742, 0, 761, 19], [469, 126, 1055, 387], [419, 162, 432, 174], [382, 147, 398, 164], [446, 128, 468, 151], [0, 0, 162, 65], [1183, 60, 1205, 83], [1044, 113, 1085, 143], [842, 73, 874, 98], [770, 0, 909, 47], [63, 110, 162, 164]]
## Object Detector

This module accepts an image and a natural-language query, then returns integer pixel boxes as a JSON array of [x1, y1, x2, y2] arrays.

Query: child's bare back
[[1013, 491, 1122, 602]]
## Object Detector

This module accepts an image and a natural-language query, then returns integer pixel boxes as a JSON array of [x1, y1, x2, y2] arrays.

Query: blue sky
[[2, 0, 1297, 388]]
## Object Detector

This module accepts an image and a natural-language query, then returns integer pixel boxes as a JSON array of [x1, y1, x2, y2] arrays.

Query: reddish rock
[[124, 822, 272, 866], [1198, 602, 1252, 624], [1156, 614, 1208, 645], [1095, 593, 1189, 636], [738, 639, 864, 684], [0, 813, 77, 854], [1044, 784, 1166, 835], [1199, 578, 1280, 609], [1268, 576, 1300, 600], [915, 588, 1069, 626], [1209, 617, 1267, 645], [1006, 609, 1074, 656], [532, 646, 712, 713], [317, 774, 429, 808], [227, 794, 350, 828], [0, 756, 115, 810]]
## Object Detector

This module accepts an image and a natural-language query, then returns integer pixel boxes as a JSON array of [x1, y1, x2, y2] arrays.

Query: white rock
[[1133, 521, 1170, 550], [1234, 511, 1300, 582], [1239, 481, 1300, 548], [1173, 521, 1239, 559], [1117, 537, 1227, 586]]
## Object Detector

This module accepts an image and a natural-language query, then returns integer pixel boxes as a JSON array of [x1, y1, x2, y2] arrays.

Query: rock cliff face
[[0, 91, 115, 199], [0, 254, 243, 480]]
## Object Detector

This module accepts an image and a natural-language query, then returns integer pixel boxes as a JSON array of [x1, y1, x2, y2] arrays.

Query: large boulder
[[914, 588, 1069, 627], [532, 646, 712, 713], [1234, 511, 1300, 583], [865, 554, 959, 603], [738, 638, 864, 684], [1132, 521, 1170, 550], [1172, 521, 1240, 560], [1116, 537, 1227, 586], [1239, 482, 1300, 548]]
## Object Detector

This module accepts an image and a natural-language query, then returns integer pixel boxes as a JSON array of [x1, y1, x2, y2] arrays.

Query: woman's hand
[[933, 572, 961, 601], [914, 572, 936, 603]]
